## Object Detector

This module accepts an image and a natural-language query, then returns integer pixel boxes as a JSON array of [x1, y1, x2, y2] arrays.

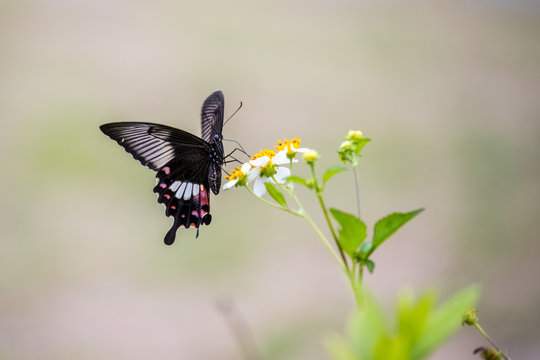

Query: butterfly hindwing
[[154, 165, 211, 245]]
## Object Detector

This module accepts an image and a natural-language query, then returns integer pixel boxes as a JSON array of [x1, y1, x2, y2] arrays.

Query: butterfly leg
[[223, 156, 243, 165], [224, 147, 250, 160]]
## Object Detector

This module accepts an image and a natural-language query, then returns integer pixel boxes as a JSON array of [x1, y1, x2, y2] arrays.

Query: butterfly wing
[[101, 121, 214, 245], [100, 122, 209, 171], [200, 91, 224, 143], [154, 163, 212, 245]]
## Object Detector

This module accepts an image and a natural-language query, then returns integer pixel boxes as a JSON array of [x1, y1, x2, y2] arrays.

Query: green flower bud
[[473, 347, 502, 360], [462, 307, 478, 326], [305, 178, 316, 190]]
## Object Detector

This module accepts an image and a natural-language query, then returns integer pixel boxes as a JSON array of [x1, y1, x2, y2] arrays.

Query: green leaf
[[412, 286, 480, 359], [370, 208, 424, 255], [324, 333, 358, 360], [374, 336, 408, 360], [323, 165, 348, 184], [364, 259, 375, 273], [347, 290, 388, 358], [330, 208, 367, 257], [355, 138, 371, 155], [326, 286, 480, 360], [396, 289, 436, 348], [286, 175, 308, 187], [357, 242, 373, 260], [264, 182, 288, 208]]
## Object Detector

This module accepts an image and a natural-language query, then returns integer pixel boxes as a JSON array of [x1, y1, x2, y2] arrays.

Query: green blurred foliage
[[326, 286, 480, 360]]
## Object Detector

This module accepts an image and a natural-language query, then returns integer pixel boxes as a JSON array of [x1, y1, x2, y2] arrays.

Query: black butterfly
[[100, 91, 226, 245]]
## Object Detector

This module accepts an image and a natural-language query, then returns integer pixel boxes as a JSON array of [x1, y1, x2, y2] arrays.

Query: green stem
[[474, 323, 510, 360], [245, 185, 301, 217], [352, 162, 361, 218], [273, 181, 346, 270], [267, 175, 361, 306], [347, 262, 363, 306], [309, 164, 350, 271], [302, 208, 346, 270]]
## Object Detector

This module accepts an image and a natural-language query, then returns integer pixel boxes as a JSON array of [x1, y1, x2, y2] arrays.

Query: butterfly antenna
[[224, 102, 243, 127]]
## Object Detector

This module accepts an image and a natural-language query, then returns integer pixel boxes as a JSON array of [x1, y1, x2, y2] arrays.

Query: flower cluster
[[223, 138, 310, 196], [338, 130, 369, 164]]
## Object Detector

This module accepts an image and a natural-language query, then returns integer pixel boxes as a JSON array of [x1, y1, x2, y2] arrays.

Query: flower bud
[[340, 140, 353, 151], [462, 307, 478, 326], [303, 150, 320, 165], [346, 130, 363, 141], [473, 347, 502, 360]]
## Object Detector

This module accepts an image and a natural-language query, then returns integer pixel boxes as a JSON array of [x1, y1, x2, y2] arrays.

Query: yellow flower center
[[225, 166, 244, 181], [250, 149, 276, 161], [274, 138, 301, 152], [261, 162, 277, 178]]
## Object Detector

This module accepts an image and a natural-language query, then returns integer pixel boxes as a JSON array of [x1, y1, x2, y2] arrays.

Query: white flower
[[273, 138, 311, 164], [223, 163, 252, 190], [222, 138, 310, 197], [249, 155, 291, 197]]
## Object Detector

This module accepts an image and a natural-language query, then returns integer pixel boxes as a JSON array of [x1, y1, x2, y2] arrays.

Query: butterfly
[[100, 90, 226, 245]]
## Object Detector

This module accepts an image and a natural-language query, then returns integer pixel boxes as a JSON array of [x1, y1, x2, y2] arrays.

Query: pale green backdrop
[[1, 0, 539, 359]]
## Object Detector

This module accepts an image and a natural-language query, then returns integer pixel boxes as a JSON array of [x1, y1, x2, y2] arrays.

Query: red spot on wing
[[198, 185, 209, 207]]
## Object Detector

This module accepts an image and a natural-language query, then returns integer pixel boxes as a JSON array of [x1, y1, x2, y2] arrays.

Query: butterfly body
[[100, 91, 225, 245]]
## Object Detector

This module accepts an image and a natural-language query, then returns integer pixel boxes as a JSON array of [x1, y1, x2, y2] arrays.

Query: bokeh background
[[1, 0, 539, 359]]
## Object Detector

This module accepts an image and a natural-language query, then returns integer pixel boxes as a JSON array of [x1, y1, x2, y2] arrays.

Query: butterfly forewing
[[200, 91, 224, 143], [100, 122, 209, 171]]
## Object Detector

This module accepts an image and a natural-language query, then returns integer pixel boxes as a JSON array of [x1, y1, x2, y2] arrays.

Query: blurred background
[[1, 0, 539, 359]]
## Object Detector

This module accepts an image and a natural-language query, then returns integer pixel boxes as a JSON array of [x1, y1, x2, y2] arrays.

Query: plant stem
[[347, 262, 363, 306], [217, 299, 264, 360], [245, 185, 301, 217], [274, 182, 346, 270], [302, 209, 347, 270], [474, 323, 510, 360], [285, 182, 362, 305], [309, 164, 349, 271], [352, 163, 361, 218]]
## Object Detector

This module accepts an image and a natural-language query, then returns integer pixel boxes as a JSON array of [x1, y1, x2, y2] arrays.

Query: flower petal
[[253, 177, 267, 197], [250, 156, 270, 168], [271, 150, 289, 165], [241, 163, 252, 173], [247, 167, 259, 182], [274, 167, 291, 184], [222, 178, 238, 190]]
